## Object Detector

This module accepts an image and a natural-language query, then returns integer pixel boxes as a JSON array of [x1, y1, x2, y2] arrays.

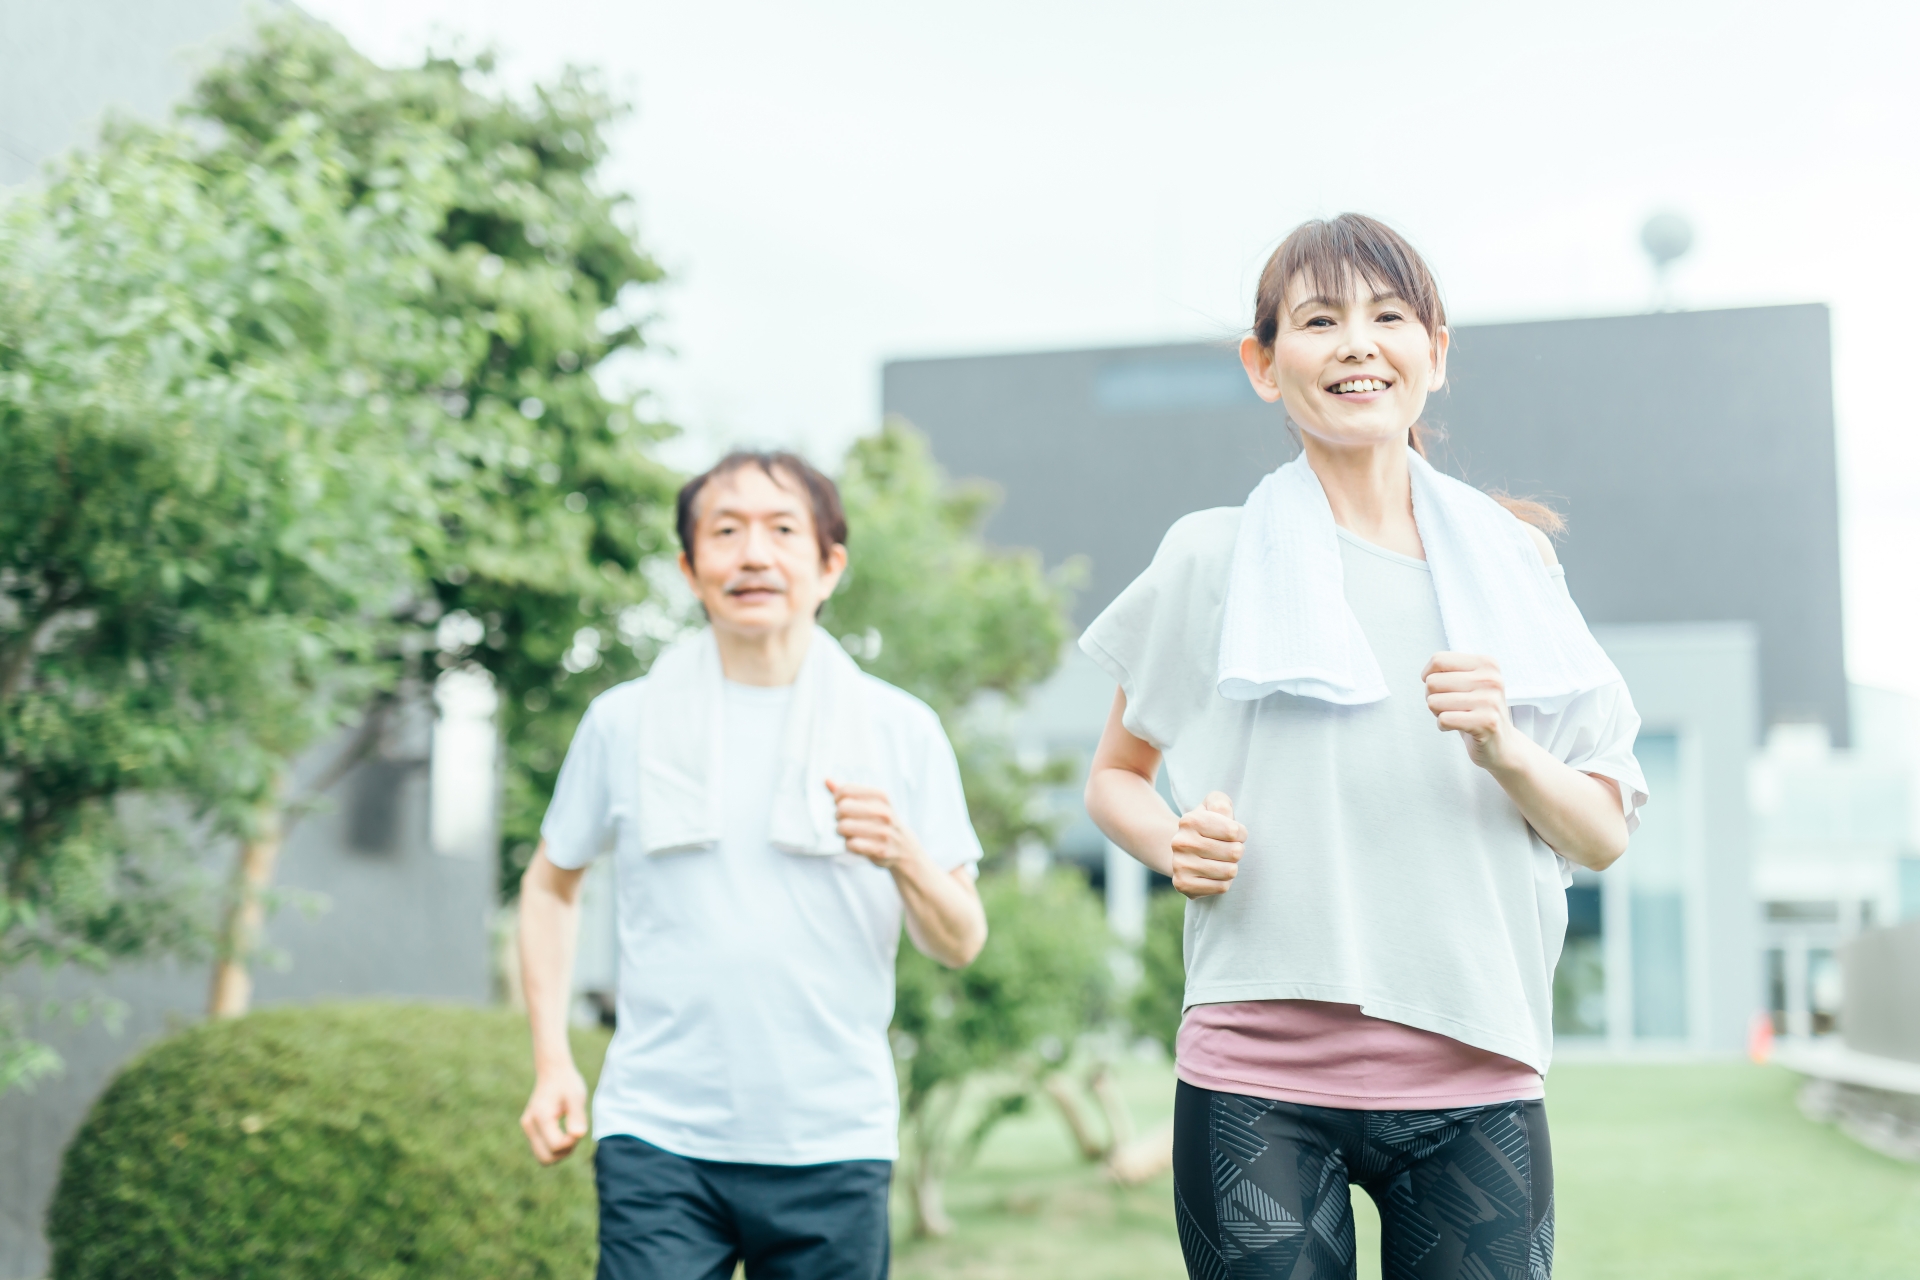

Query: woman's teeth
[[1332, 379, 1389, 394]]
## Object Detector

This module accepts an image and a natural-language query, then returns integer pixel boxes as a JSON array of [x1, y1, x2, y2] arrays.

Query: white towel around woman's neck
[[635, 625, 877, 856], [1217, 448, 1621, 711]]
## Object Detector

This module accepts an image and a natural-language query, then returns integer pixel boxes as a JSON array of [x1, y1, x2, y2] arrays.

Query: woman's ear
[[1429, 325, 1451, 391], [1238, 334, 1284, 404]]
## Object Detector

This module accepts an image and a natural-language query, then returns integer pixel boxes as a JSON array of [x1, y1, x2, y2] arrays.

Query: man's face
[[678, 465, 846, 639]]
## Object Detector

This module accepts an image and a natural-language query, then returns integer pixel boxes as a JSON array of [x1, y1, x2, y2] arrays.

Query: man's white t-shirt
[[540, 668, 981, 1165]]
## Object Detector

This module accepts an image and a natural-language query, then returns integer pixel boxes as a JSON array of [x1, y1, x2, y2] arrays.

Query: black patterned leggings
[[1173, 1081, 1555, 1280]]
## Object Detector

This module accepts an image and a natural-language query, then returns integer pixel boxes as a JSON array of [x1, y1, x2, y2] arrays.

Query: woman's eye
[[1305, 316, 1334, 328], [1377, 311, 1404, 323]]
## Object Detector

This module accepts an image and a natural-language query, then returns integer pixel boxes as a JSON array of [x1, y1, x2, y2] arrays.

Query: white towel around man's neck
[[1217, 448, 1620, 711], [635, 625, 877, 856]]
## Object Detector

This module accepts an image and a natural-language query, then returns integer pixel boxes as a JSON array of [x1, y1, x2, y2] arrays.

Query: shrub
[[48, 1002, 608, 1280], [892, 870, 1115, 1235], [1131, 888, 1188, 1055]]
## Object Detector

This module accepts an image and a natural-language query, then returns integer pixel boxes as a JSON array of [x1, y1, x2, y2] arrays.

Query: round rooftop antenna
[[1640, 211, 1693, 310]]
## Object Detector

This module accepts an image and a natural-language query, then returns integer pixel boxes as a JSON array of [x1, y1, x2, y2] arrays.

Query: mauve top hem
[[1175, 1062, 1545, 1111]]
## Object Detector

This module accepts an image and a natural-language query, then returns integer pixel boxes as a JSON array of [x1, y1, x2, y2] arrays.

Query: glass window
[[1630, 731, 1688, 1039], [1766, 948, 1787, 1035], [1093, 358, 1260, 413], [1554, 878, 1607, 1036], [1808, 949, 1843, 1036]]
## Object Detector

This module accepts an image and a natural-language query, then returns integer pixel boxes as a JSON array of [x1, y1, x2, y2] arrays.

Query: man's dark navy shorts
[[593, 1134, 892, 1280]]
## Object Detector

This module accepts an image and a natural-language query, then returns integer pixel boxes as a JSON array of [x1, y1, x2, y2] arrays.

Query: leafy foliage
[[3, 9, 683, 1081], [0, 109, 459, 1082], [1131, 888, 1187, 1055], [822, 420, 1081, 865], [48, 1004, 609, 1279], [891, 870, 1114, 1235], [188, 16, 683, 897]]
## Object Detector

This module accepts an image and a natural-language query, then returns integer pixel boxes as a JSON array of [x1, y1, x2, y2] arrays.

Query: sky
[[302, 0, 1920, 697]]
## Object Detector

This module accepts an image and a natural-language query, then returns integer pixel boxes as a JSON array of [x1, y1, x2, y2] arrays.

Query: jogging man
[[517, 450, 987, 1280]]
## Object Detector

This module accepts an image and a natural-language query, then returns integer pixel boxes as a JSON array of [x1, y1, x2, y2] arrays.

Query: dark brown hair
[[675, 450, 848, 568], [1253, 213, 1445, 350], [1252, 213, 1564, 536]]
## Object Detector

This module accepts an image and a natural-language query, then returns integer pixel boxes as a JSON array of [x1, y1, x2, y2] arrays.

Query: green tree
[[821, 419, 1081, 865], [817, 420, 1104, 1235], [1132, 887, 1186, 1055], [0, 114, 457, 1081], [188, 16, 683, 903], [890, 871, 1113, 1237]]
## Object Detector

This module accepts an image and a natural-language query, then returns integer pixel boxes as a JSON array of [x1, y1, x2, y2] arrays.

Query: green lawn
[[889, 1060, 1920, 1279]]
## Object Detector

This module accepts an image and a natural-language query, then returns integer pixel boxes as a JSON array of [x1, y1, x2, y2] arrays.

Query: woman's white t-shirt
[[1080, 508, 1648, 1073]]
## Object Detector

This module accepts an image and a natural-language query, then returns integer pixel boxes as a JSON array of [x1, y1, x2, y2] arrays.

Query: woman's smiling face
[[1240, 269, 1449, 451]]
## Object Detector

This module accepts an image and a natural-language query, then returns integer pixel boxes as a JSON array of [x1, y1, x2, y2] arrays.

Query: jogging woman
[[1082, 213, 1647, 1280]]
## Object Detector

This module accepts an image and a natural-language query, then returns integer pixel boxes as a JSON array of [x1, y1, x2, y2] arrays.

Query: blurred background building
[[885, 302, 1920, 1058]]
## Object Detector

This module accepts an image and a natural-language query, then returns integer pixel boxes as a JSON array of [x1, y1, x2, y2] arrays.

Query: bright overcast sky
[[304, 0, 1919, 696]]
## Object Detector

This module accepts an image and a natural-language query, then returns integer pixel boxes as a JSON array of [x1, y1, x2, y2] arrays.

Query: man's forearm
[[519, 856, 583, 1072], [893, 851, 986, 968]]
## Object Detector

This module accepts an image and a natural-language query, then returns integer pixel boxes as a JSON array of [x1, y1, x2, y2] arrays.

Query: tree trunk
[[909, 1153, 955, 1238], [1106, 1118, 1175, 1186], [1044, 1071, 1114, 1161], [208, 791, 284, 1019], [1089, 1064, 1134, 1148]]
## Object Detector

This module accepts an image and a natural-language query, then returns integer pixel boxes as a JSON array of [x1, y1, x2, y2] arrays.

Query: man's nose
[[739, 521, 773, 565]]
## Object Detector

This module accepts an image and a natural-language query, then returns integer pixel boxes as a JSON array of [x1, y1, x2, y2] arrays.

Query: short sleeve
[[905, 707, 984, 878], [1513, 681, 1650, 834], [540, 699, 616, 869], [1077, 509, 1236, 751]]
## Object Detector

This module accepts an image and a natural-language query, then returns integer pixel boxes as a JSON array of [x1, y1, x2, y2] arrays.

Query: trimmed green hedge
[[49, 1003, 610, 1280]]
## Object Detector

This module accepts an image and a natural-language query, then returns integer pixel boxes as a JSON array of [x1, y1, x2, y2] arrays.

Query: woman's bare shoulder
[[1519, 520, 1559, 568]]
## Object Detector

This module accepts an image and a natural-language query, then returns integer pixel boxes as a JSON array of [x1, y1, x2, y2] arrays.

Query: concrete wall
[[1594, 623, 1761, 1055], [885, 304, 1847, 743], [1844, 918, 1920, 1066], [0, 704, 495, 1280]]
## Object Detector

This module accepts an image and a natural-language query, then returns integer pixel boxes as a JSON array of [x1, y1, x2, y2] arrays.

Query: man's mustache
[[723, 571, 788, 595]]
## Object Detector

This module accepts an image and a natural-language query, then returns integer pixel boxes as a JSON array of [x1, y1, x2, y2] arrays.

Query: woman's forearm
[[1084, 766, 1178, 876], [1487, 733, 1628, 871]]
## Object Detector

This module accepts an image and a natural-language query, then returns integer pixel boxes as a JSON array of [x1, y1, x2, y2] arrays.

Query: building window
[[1092, 357, 1260, 414], [1808, 949, 1843, 1036], [1765, 900, 1840, 923], [1554, 876, 1607, 1036], [1629, 731, 1689, 1039], [1766, 948, 1788, 1034]]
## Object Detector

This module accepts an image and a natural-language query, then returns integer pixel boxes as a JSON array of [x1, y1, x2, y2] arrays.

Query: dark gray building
[[883, 303, 1847, 745]]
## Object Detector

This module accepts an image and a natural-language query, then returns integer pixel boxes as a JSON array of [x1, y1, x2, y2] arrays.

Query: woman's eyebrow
[[1288, 290, 1407, 317]]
